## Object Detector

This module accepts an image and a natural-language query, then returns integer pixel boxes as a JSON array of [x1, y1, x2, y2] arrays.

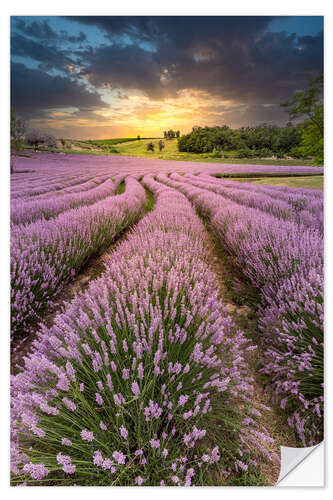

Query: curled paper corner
[[276, 441, 324, 486]]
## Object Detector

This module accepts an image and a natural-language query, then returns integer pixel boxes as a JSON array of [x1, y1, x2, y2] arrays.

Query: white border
[[1, 2, 331, 497]]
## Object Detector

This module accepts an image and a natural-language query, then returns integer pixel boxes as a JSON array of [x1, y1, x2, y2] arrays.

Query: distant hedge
[[177, 124, 304, 157]]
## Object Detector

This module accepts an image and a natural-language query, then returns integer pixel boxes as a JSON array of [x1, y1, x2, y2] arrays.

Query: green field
[[58, 138, 314, 166], [230, 175, 323, 190], [80, 137, 162, 147]]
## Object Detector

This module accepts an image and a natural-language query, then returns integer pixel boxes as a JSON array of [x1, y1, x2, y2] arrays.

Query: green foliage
[[237, 148, 256, 159], [116, 181, 126, 194], [281, 72, 323, 166], [298, 111, 324, 166], [164, 129, 178, 139], [281, 72, 323, 131], [177, 124, 303, 157]]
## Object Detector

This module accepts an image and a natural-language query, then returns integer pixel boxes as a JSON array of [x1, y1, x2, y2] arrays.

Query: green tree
[[10, 109, 26, 174], [298, 107, 324, 165], [281, 72, 323, 165]]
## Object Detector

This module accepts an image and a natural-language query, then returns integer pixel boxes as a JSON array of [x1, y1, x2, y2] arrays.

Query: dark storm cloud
[[68, 16, 323, 104], [65, 16, 275, 46], [14, 18, 87, 44], [11, 62, 105, 117], [14, 18, 58, 41], [77, 44, 163, 98], [11, 33, 74, 71], [11, 16, 323, 130]]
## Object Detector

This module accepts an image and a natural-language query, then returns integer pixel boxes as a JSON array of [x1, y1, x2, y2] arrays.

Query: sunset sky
[[10, 16, 323, 139]]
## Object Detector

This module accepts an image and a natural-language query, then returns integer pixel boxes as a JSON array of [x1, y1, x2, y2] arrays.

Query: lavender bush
[[11, 177, 147, 337], [179, 173, 323, 232], [11, 177, 122, 225], [157, 173, 323, 446], [11, 178, 277, 486]]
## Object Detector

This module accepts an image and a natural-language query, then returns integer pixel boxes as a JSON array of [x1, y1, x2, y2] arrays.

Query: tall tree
[[281, 72, 323, 165]]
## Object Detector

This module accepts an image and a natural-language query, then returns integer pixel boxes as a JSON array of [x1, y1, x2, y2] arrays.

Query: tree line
[[163, 129, 180, 139], [177, 124, 303, 158], [178, 72, 323, 165]]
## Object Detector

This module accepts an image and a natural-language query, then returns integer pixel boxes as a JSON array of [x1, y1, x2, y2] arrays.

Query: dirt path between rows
[[201, 225, 299, 485]]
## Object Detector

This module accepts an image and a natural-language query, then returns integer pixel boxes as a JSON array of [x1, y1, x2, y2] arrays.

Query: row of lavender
[[11, 177, 147, 338], [11, 152, 323, 199], [178, 173, 323, 232], [11, 176, 123, 225], [11, 177, 277, 486], [11, 169, 116, 199], [157, 174, 323, 446]]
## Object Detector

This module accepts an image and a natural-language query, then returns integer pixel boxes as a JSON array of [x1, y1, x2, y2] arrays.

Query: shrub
[[26, 130, 57, 150], [26, 130, 44, 150], [237, 148, 255, 158], [256, 148, 273, 158]]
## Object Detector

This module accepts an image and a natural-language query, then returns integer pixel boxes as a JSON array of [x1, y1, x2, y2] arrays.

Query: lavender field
[[10, 154, 324, 486]]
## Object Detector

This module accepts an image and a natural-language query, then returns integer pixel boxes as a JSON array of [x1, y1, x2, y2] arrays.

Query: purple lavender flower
[[61, 438, 72, 447], [22, 462, 49, 480], [80, 429, 94, 442], [119, 426, 128, 440], [131, 381, 140, 397], [149, 438, 160, 449]]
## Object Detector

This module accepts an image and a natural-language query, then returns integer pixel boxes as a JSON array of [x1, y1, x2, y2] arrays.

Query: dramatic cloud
[[11, 33, 75, 71], [11, 62, 105, 116], [68, 16, 323, 107], [77, 44, 163, 98], [10, 16, 324, 138], [14, 18, 87, 44]]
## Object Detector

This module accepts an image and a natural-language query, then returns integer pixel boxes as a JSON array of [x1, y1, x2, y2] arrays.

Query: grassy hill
[[56, 137, 315, 166]]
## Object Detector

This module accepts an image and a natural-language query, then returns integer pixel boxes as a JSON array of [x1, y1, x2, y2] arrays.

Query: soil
[[202, 225, 299, 485]]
